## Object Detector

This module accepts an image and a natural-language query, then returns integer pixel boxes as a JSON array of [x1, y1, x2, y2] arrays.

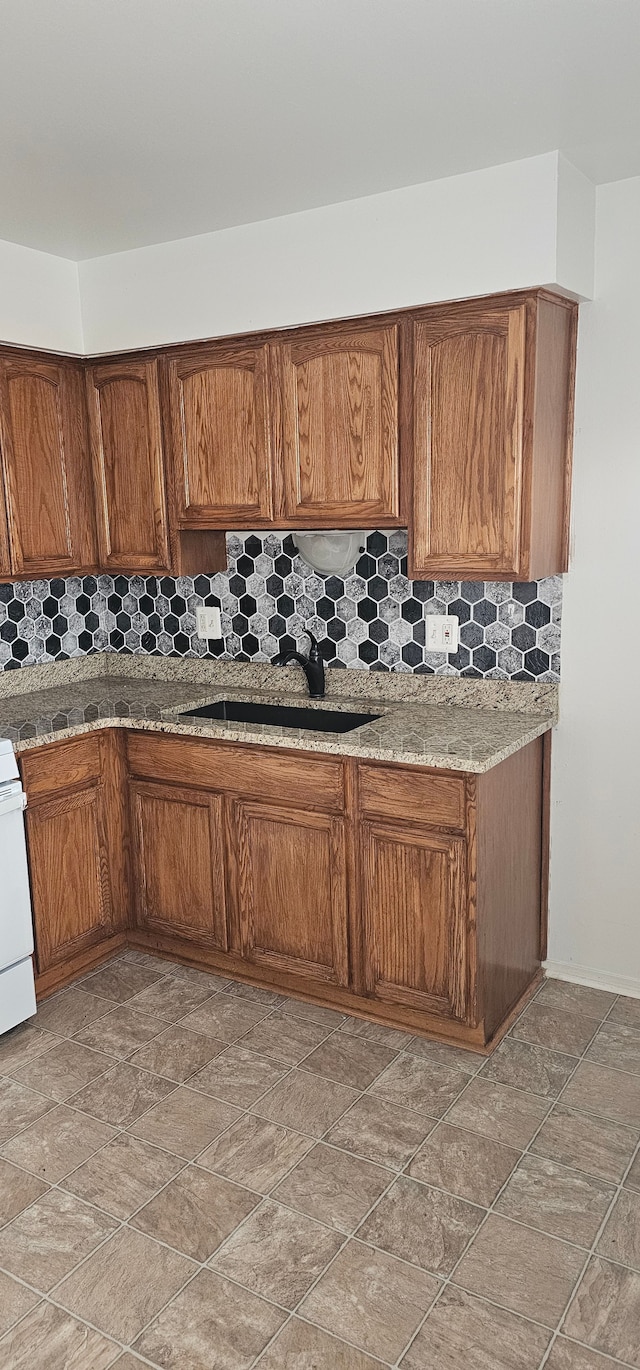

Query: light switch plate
[[196, 606, 222, 640], [426, 614, 459, 653]]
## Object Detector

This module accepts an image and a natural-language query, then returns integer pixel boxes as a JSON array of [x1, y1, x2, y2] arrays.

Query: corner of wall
[[555, 154, 596, 300], [0, 236, 84, 353]]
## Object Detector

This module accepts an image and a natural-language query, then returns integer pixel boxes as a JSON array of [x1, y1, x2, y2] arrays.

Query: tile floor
[[0, 955, 639, 1369]]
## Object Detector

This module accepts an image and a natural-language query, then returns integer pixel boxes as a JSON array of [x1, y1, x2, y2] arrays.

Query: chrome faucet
[[272, 629, 325, 698]]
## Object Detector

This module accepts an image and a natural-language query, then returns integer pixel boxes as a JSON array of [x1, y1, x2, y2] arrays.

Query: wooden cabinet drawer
[[358, 762, 466, 830], [20, 733, 102, 802], [126, 733, 344, 812]]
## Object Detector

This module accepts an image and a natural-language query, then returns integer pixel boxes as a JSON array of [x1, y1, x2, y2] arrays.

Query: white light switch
[[426, 614, 459, 653], [196, 606, 222, 640]]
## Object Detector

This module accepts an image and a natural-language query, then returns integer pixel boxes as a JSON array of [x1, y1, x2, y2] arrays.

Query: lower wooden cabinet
[[130, 779, 228, 951]]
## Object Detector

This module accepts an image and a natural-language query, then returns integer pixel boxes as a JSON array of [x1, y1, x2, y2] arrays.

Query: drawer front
[[126, 732, 344, 812], [20, 732, 102, 802], [358, 762, 466, 831]]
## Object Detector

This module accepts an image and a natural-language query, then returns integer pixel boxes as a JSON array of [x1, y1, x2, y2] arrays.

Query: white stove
[[0, 738, 36, 1034]]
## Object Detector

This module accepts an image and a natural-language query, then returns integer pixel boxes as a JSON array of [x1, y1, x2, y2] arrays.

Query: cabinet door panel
[[26, 785, 114, 973], [411, 303, 526, 577], [361, 819, 467, 1020], [0, 357, 96, 576], [87, 359, 170, 571], [233, 800, 349, 986], [166, 343, 273, 527], [131, 781, 228, 950], [279, 323, 400, 525]]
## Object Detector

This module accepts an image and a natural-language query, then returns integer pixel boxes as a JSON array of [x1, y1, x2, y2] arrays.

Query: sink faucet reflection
[[272, 630, 325, 698]]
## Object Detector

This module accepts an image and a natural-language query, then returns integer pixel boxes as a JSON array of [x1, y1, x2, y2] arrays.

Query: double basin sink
[[180, 698, 381, 734]]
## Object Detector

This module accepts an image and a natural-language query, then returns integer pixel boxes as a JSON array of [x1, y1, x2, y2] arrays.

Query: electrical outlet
[[426, 614, 459, 653], [196, 606, 222, 640]]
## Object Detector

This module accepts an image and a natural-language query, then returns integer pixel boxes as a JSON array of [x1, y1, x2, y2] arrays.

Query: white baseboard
[[544, 959, 640, 1000]]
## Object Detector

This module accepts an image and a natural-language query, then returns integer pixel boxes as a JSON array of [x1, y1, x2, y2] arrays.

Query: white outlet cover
[[425, 614, 459, 653], [196, 605, 222, 640]]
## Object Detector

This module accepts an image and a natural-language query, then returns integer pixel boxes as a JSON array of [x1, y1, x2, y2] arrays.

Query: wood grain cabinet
[[409, 291, 576, 580], [86, 357, 171, 572], [0, 354, 97, 578], [130, 779, 228, 951]]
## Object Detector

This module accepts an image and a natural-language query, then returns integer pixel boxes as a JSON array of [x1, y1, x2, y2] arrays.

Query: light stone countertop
[[0, 655, 556, 774]]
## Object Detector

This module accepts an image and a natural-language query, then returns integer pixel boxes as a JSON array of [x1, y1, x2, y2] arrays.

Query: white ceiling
[[1, 0, 639, 261]]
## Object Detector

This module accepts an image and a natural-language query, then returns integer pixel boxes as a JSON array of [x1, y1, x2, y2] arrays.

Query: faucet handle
[[304, 629, 319, 658]]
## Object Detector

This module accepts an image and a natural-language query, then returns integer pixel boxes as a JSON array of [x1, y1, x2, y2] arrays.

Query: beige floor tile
[[0, 1077, 54, 1144], [562, 1061, 640, 1128], [0, 1155, 48, 1223], [339, 1017, 413, 1050], [128, 1024, 226, 1081], [238, 1013, 331, 1066], [9, 1040, 116, 1102], [180, 997, 268, 1042], [447, 1078, 550, 1148], [62, 1131, 184, 1219], [198, 1114, 313, 1192], [408, 1123, 520, 1206], [223, 980, 285, 1007], [134, 1267, 284, 1370], [56, 1225, 196, 1344], [401, 1285, 551, 1370], [74, 1005, 167, 1058], [0, 1269, 40, 1336], [128, 1085, 240, 1158], [481, 1037, 577, 1098], [2, 1103, 115, 1182], [273, 1142, 389, 1232], [0, 1187, 117, 1290], [512, 1003, 598, 1057], [163, 962, 232, 992], [281, 999, 347, 1029], [131, 1165, 259, 1260], [259, 1318, 385, 1367], [536, 981, 617, 1021], [0, 1300, 120, 1370], [81, 960, 166, 1003], [127, 974, 220, 1021], [563, 1256, 640, 1367], [0, 1021, 61, 1074], [111, 1357, 147, 1369], [610, 995, 640, 1030], [545, 1336, 629, 1368], [71, 1061, 176, 1127], [626, 1149, 640, 1189], [495, 1154, 615, 1247], [369, 1055, 465, 1118], [190, 1045, 288, 1107], [404, 1038, 484, 1075], [358, 1175, 483, 1276], [35, 987, 114, 1037], [586, 1020, 640, 1075], [211, 1198, 342, 1308], [531, 1104, 638, 1182], [454, 1214, 586, 1327], [300, 1239, 439, 1362], [326, 1095, 435, 1170], [119, 949, 169, 969], [301, 1035, 397, 1091], [597, 1186, 640, 1269], [252, 1069, 359, 1137]]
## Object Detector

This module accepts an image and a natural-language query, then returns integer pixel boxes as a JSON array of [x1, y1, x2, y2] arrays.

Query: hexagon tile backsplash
[[0, 531, 561, 679]]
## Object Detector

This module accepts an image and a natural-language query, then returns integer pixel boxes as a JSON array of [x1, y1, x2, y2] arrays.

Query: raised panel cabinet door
[[410, 301, 527, 578], [165, 342, 273, 528], [130, 780, 228, 950], [361, 819, 468, 1021], [0, 356, 97, 577], [26, 784, 114, 973], [232, 799, 349, 986], [278, 322, 400, 526], [86, 358, 171, 572]]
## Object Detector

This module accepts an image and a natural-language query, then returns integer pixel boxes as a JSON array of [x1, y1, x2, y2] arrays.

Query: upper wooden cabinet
[[409, 292, 576, 581], [86, 357, 171, 572], [0, 355, 97, 578], [276, 320, 401, 527], [164, 341, 274, 529]]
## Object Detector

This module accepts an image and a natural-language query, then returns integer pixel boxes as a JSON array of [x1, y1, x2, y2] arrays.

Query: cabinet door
[[232, 799, 349, 987], [0, 356, 96, 577], [411, 301, 526, 578], [278, 322, 400, 526], [361, 819, 468, 1021], [26, 782, 114, 973], [86, 358, 171, 572], [131, 780, 228, 950], [165, 342, 273, 528]]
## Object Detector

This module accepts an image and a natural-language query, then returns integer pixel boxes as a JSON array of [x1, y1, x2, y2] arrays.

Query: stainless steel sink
[[179, 699, 380, 733]]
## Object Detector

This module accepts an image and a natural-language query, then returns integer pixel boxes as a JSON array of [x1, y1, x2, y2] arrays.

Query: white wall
[[0, 238, 83, 353], [547, 175, 640, 995], [78, 152, 592, 353]]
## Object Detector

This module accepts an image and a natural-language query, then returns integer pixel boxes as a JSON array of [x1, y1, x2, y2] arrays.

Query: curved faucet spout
[[272, 631, 325, 698]]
